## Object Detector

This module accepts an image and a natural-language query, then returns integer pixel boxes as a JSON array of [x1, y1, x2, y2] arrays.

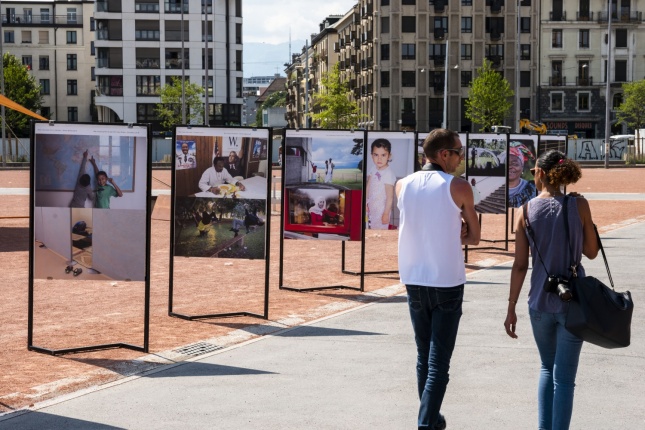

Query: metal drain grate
[[173, 342, 223, 357]]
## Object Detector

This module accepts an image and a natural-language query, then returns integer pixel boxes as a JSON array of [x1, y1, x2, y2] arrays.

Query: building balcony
[[549, 76, 566, 86], [136, 58, 160, 69], [576, 76, 593, 86], [486, 55, 503, 67], [434, 28, 446, 40], [434, 0, 446, 13], [135, 2, 160, 13], [576, 11, 593, 21], [96, 0, 122, 13], [489, 30, 501, 41], [597, 10, 642, 22], [549, 11, 567, 21], [431, 56, 446, 67], [490, 0, 503, 13], [1, 13, 83, 26], [135, 30, 160, 41]]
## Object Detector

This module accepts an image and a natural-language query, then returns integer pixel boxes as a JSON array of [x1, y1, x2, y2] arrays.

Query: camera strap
[[562, 197, 578, 278], [522, 202, 552, 278]]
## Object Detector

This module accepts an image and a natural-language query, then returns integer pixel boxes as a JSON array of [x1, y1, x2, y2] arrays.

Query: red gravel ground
[[1, 167, 644, 413]]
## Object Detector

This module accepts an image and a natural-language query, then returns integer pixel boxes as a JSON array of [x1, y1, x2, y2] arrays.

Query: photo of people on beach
[[283, 129, 364, 241]]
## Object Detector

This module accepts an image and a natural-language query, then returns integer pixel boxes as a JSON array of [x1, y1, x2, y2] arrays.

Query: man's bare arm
[[451, 178, 480, 245]]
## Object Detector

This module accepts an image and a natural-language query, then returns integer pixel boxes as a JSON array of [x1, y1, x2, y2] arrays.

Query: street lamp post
[[604, 0, 612, 168]]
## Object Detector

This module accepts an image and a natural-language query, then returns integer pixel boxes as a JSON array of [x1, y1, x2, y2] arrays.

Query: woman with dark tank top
[[504, 150, 599, 430]]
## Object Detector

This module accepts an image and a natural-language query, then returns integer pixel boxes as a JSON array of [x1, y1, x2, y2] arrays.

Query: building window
[[68, 107, 78, 122], [577, 92, 590, 111], [67, 8, 77, 24], [235, 0, 242, 17], [136, 75, 161, 96], [520, 17, 531, 33], [551, 60, 563, 85], [380, 98, 390, 128], [461, 71, 472, 87], [40, 79, 50, 95], [236, 23, 242, 44], [137, 104, 158, 122], [462, 0, 473, 5], [40, 107, 51, 118], [4, 31, 15, 44], [552, 29, 562, 48], [22, 56, 33, 69], [67, 31, 77, 44], [520, 44, 530, 60], [67, 54, 77, 70], [520, 71, 531, 87], [381, 0, 390, 5], [429, 44, 446, 61], [40, 8, 50, 23], [402, 16, 416, 33], [401, 98, 416, 127], [21, 31, 32, 43], [433, 17, 448, 39], [461, 44, 472, 60], [402, 0, 415, 4], [90, 17, 95, 31], [615, 29, 627, 48], [550, 93, 563, 111], [612, 93, 623, 110], [236, 50, 242, 71], [381, 43, 390, 61], [39, 56, 49, 70], [402, 43, 416, 60], [402, 71, 416, 87], [91, 67, 95, 81], [381, 71, 390, 88], [520, 97, 531, 118], [486, 17, 504, 35], [67, 80, 78, 95], [615, 60, 627, 82], [381, 17, 390, 33], [39, 31, 49, 44], [91, 41, 95, 56], [579, 29, 590, 48], [461, 17, 472, 33]]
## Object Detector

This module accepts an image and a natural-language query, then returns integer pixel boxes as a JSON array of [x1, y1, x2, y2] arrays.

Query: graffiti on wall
[[573, 139, 627, 161]]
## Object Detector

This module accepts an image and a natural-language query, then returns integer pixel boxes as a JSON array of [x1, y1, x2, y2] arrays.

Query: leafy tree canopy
[[255, 90, 286, 126], [616, 80, 645, 132], [309, 63, 364, 129], [465, 59, 514, 132], [2, 53, 43, 136], [155, 76, 204, 130]]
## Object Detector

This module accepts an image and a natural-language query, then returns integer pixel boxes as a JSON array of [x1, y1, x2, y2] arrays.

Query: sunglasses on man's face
[[445, 147, 464, 157]]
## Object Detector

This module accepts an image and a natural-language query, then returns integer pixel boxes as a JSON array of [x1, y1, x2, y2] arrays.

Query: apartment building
[[93, 0, 243, 131], [538, 0, 645, 138], [1, 0, 96, 123], [285, 0, 540, 132]]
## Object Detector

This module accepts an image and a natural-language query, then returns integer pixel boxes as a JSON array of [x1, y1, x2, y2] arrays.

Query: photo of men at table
[[174, 134, 269, 199]]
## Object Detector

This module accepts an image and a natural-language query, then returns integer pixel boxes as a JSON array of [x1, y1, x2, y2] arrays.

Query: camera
[[544, 275, 573, 302]]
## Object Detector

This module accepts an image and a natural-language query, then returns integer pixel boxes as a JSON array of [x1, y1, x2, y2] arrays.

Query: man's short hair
[[423, 129, 460, 159], [96, 170, 108, 179]]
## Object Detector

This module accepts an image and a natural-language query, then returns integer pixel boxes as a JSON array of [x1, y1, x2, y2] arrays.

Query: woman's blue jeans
[[406, 285, 463, 430], [529, 308, 583, 430]]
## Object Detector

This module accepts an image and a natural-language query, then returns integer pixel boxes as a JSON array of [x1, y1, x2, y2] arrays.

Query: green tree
[[309, 63, 363, 129], [465, 59, 514, 132], [616, 79, 645, 157], [255, 90, 286, 126], [155, 76, 204, 130], [2, 53, 43, 137]]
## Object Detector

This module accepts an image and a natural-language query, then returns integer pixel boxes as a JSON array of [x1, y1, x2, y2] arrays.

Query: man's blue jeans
[[529, 308, 583, 430], [406, 285, 463, 430]]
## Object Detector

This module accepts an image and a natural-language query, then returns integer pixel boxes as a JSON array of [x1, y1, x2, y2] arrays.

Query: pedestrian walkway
[[2, 222, 643, 429]]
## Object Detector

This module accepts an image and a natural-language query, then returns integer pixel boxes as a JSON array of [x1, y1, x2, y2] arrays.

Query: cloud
[[243, 0, 356, 44]]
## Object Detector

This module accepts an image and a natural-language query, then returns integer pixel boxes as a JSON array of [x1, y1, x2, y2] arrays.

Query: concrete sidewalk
[[1, 223, 643, 429]]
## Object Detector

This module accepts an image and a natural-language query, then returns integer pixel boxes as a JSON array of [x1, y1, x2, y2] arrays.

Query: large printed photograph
[[173, 127, 270, 259], [283, 129, 364, 241], [466, 134, 508, 214], [365, 132, 415, 230], [32, 123, 149, 281], [507, 135, 538, 208]]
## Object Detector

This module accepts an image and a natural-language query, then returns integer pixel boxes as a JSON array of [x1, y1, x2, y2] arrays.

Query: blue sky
[[310, 137, 362, 170], [244, 0, 356, 44]]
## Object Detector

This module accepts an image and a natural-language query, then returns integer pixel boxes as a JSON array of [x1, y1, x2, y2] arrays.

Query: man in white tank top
[[396, 129, 480, 430]]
